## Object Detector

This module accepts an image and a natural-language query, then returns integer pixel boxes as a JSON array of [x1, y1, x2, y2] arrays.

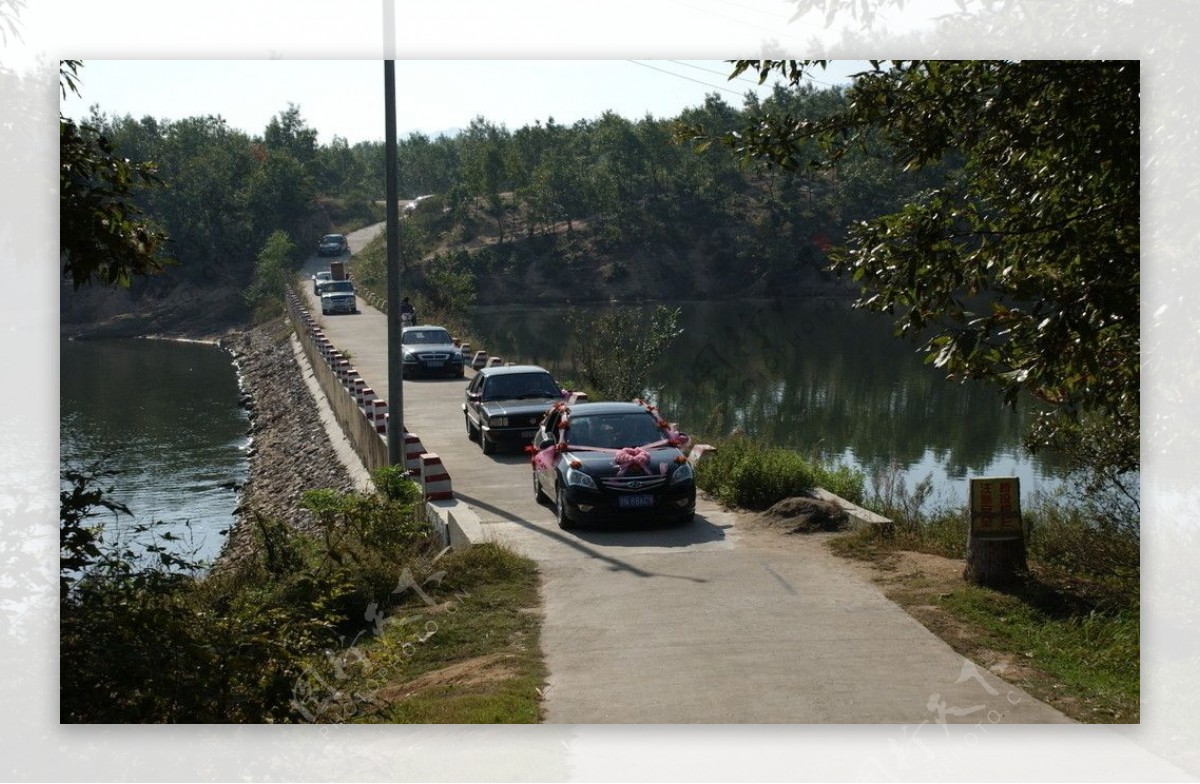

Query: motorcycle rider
[[400, 296, 416, 326]]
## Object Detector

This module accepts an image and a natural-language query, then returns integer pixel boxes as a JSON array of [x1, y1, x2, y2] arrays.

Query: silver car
[[317, 279, 357, 315], [311, 270, 333, 294]]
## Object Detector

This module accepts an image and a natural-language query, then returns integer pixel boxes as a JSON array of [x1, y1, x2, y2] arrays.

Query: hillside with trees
[[60, 78, 941, 336]]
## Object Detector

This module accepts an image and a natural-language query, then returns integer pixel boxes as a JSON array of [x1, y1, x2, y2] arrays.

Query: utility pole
[[384, 59, 404, 465]]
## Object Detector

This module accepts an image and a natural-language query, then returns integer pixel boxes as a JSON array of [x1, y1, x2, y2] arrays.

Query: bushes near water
[[693, 432, 864, 510], [59, 465, 540, 723], [851, 462, 1140, 602]]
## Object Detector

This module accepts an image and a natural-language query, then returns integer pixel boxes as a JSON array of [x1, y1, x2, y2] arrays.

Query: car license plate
[[618, 494, 655, 509], [424, 360, 443, 368], [520, 430, 536, 439]]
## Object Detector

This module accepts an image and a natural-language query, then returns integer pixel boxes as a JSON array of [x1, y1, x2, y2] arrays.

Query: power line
[[625, 60, 750, 99], [630, 60, 844, 104], [666, 59, 759, 85], [668, 59, 843, 90]]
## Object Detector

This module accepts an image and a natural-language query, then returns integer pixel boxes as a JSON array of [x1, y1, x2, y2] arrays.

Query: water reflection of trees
[[61, 340, 246, 476], [471, 299, 1064, 481]]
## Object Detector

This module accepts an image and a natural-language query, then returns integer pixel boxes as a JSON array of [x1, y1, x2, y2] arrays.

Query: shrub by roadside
[[693, 432, 865, 510], [61, 466, 547, 724], [60, 466, 433, 722]]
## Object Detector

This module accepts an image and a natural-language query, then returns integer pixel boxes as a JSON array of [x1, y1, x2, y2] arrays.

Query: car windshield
[[322, 235, 343, 243], [321, 281, 354, 293], [482, 372, 560, 401], [403, 329, 453, 345], [568, 413, 665, 449]]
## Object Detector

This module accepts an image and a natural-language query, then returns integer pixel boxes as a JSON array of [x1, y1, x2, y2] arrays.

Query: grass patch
[[319, 543, 547, 724], [939, 584, 1138, 722]]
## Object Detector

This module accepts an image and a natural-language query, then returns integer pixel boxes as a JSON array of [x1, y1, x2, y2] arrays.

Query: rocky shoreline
[[217, 319, 356, 567]]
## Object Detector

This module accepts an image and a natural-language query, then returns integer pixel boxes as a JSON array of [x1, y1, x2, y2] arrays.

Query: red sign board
[[969, 477, 1023, 537]]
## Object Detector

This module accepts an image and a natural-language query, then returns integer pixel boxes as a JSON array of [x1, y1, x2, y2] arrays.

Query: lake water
[[58, 297, 1068, 564], [60, 338, 249, 566], [469, 298, 1070, 506]]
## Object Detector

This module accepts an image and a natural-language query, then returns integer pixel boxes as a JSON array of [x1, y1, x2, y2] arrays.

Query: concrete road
[[298, 226, 1073, 724]]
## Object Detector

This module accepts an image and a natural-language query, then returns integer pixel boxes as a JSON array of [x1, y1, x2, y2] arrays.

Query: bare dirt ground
[[373, 653, 521, 705]]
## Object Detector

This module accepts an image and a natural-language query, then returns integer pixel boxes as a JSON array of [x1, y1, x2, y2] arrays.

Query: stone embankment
[[218, 320, 355, 566]]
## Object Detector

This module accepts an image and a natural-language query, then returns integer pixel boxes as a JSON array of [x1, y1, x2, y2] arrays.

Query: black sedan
[[463, 365, 565, 454], [530, 401, 695, 529], [401, 325, 465, 378]]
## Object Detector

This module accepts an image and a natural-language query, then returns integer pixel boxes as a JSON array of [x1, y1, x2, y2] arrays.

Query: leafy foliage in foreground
[[59, 465, 439, 723], [699, 60, 1139, 502], [59, 60, 170, 289]]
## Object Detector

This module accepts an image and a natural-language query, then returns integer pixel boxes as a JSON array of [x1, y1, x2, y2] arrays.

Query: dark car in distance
[[530, 401, 695, 529], [463, 365, 564, 455], [317, 233, 348, 257], [401, 325, 465, 378]]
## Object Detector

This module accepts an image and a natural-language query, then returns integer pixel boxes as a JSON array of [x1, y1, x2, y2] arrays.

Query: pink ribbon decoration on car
[[613, 447, 652, 475]]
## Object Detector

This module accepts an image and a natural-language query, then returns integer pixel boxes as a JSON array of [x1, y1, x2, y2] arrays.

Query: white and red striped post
[[404, 432, 426, 474], [357, 384, 376, 413], [419, 452, 453, 501], [373, 399, 389, 434], [332, 356, 352, 386]]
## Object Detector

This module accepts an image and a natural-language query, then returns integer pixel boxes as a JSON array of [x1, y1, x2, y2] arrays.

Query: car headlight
[[565, 466, 597, 490], [488, 415, 509, 427], [669, 462, 694, 486]]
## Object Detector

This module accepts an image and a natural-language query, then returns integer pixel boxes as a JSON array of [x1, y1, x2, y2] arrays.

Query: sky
[[59, 59, 862, 145], [6, 0, 1200, 781]]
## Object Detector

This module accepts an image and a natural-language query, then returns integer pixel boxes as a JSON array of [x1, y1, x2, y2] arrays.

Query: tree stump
[[963, 535, 1027, 588]]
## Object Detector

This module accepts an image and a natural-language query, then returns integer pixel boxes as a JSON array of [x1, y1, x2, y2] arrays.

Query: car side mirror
[[467, 392, 482, 402]]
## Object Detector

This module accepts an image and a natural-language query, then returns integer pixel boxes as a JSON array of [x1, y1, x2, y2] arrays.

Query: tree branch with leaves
[[691, 60, 1139, 492], [59, 60, 171, 288]]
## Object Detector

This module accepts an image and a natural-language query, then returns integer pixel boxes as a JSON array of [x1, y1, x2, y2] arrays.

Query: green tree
[[588, 111, 646, 234], [702, 60, 1139, 494], [525, 124, 588, 237], [314, 134, 364, 196], [263, 103, 319, 169], [460, 117, 516, 242], [59, 61, 170, 288], [395, 132, 459, 198], [243, 149, 316, 248], [60, 463, 130, 594], [421, 250, 476, 330], [126, 114, 258, 280], [244, 230, 297, 313], [567, 305, 683, 401]]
